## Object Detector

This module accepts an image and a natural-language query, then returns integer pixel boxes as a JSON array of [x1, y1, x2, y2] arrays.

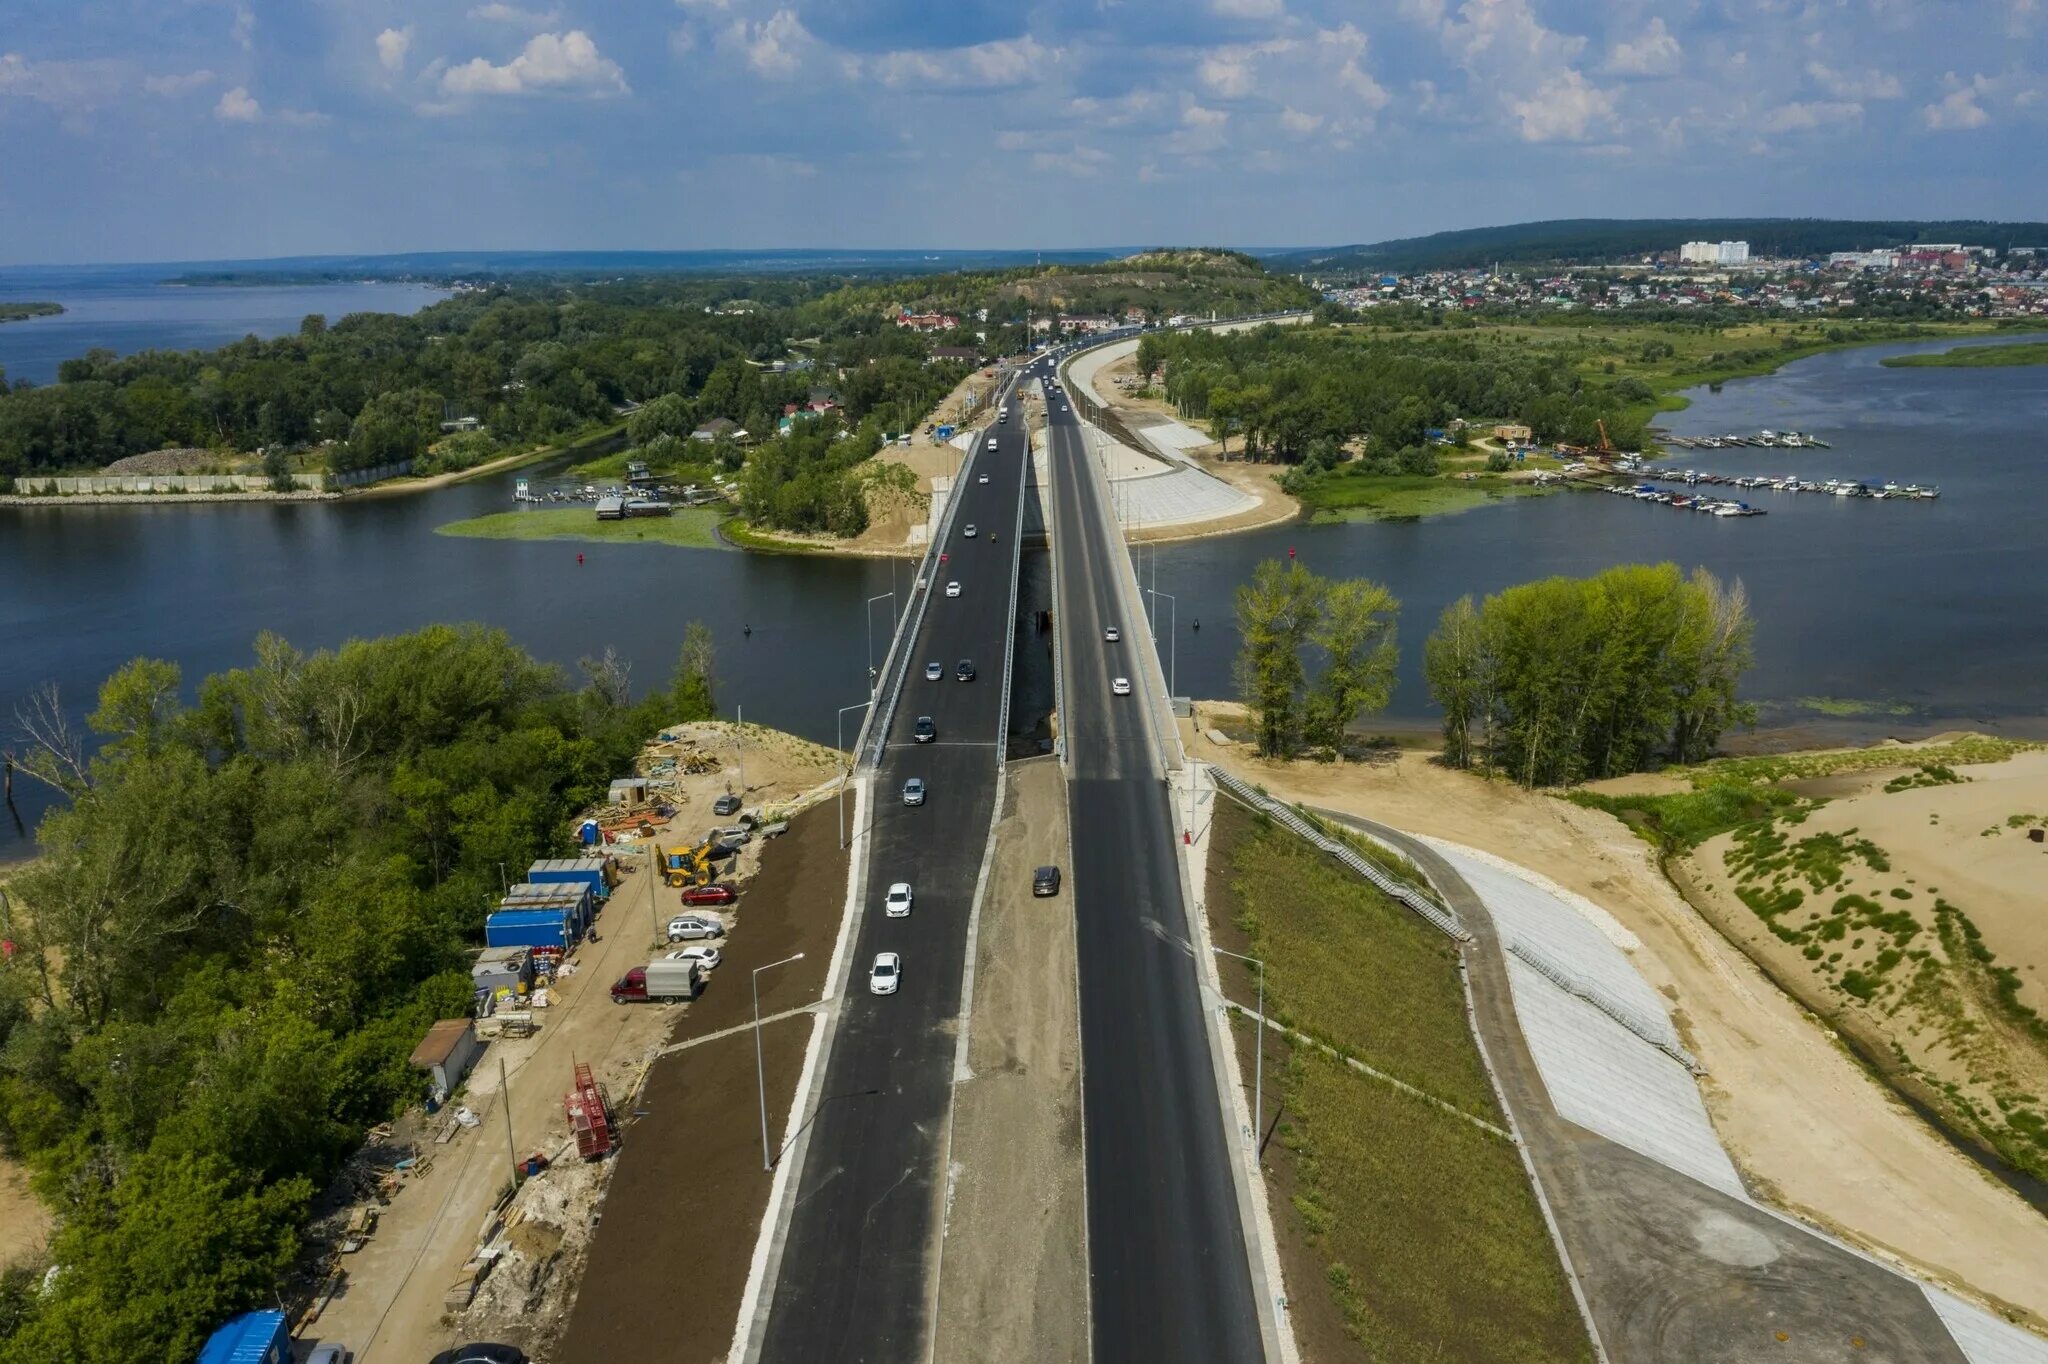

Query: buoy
[[1192, 618, 1200, 631], [576, 553, 584, 565], [744, 624, 752, 637]]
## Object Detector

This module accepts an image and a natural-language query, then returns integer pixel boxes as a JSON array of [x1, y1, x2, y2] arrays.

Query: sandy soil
[[0, 1156, 49, 1270], [635, 719, 844, 822], [929, 757, 1086, 1364], [1185, 702, 2048, 1327]]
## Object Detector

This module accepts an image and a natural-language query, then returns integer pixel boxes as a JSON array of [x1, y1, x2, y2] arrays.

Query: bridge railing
[[995, 417, 1032, 770]]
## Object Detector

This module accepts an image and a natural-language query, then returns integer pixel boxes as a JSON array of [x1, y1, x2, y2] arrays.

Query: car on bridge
[[978, 474, 989, 484], [925, 660, 943, 681], [913, 715, 937, 743], [1112, 677, 1132, 696], [902, 777, 926, 806], [956, 659, 976, 682], [964, 524, 977, 538], [884, 883, 913, 917], [945, 581, 962, 598], [869, 952, 902, 995], [1104, 625, 1120, 642], [986, 438, 998, 450]]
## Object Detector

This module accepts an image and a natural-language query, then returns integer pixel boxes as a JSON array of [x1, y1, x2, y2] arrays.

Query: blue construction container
[[504, 881, 593, 929], [485, 906, 577, 951], [527, 856, 609, 901], [197, 1310, 291, 1364]]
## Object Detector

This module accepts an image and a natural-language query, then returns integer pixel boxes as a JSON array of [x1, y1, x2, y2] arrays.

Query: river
[[5, 331, 2045, 859]]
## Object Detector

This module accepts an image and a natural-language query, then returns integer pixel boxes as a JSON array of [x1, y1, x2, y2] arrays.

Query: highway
[[754, 377, 1030, 1361], [1040, 358, 1268, 1360]]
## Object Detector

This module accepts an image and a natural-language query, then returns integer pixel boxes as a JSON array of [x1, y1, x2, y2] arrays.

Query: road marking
[[884, 739, 1001, 750], [654, 1003, 822, 1059]]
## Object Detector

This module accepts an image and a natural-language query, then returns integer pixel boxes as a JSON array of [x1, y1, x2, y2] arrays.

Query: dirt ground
[[929, 757, 1087, 1364], [1185, 702, 2048, 1327], [634, 719, 843, 825], [552, 798, 848, 1361], [0, 1156, 49, 1270]]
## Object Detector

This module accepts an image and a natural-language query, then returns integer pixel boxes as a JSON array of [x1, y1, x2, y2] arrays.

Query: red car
[[679, 883, 737, 907]]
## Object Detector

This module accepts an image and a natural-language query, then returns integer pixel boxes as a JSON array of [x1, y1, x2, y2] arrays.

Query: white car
[[964, 524, 977, 539], [978, 474, 989, 484], [1104, 626, 1121, 643], [884, 882, 913, 917], [1112, 677, 1132, 696], [666, 914, 725, 941], [869, 952, 902, 995], [925, 660, 943, 681], [666, 945, 721, 970], [945, 581, 962, 598], [986, 438, 998, 450]]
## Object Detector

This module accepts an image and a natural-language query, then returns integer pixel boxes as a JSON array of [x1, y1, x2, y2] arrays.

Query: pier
[[1642, 470, 1939, 501]]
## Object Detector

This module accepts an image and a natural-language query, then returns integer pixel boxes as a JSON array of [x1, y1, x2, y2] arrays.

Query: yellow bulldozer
[[661, 842, 716, 888]]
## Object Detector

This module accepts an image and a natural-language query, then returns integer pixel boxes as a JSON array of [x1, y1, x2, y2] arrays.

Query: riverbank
[[0, 302, 64, 323], [1187, 702, 2048, 1327], [436, 506, 727, 550], [1882, 339, 2048, 368]]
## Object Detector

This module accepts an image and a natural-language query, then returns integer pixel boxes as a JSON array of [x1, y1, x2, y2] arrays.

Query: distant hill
[[1262, 219, 2048, 275], [156, 247, 1133, 286]]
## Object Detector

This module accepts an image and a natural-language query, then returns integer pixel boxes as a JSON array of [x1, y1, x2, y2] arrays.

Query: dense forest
[[1267, 217, 2048, 275], [1136, 322, 1655, 472], [1424, 564, 1756, 786], [0, 624, 717, 1361]]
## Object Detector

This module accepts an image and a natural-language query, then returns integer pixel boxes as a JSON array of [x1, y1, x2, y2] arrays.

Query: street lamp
[[836, 700, 871, 850], [865, 592, 896, 690], [1213, 946, 1266, 1157], [1146, 588, 1177, 698], [754, 952, 806, 1170]]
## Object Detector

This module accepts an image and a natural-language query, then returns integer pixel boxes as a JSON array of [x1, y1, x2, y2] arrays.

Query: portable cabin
[[472, 945, 534, 996], [485, 905, 578, 952], [198, 1311, 292, 1364], [408, 1019, 483, 1103], [528, 856, 611, 902]]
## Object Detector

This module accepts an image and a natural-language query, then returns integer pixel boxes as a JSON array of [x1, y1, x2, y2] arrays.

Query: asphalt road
[[1041, 360, 1267, 1361], [755, 379, 1031, 1362]]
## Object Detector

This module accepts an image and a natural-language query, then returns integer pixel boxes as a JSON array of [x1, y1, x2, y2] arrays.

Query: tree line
[[0, 623, 717, 1360], [1234, 558, 1755, 784]]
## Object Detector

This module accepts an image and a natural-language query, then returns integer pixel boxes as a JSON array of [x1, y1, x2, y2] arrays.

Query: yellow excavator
[[661, 841, 716, 888]]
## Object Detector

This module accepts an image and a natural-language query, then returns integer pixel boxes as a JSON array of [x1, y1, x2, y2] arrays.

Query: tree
[[1234, 560, 1325, 758], [341, 388, 439, 472], [1303, 579, 1399, 753], [672, 622, 716, 721], [1423, 595, 1491, 770], [628, 392, 693, 446]]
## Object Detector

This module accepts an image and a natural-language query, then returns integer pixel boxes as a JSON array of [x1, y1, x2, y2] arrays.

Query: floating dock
[[1644, 470, 1939, 501]]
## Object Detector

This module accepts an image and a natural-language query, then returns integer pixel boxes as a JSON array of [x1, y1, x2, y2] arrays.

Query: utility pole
[[1214, 947, 1265, 1157], [734, 705, 746, 797], [754, 953, 806, 1169], [500, 1055, 518, 1178]]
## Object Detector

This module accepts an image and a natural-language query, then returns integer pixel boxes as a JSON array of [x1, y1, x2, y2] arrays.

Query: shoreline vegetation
[[436, 505, 726, 550], [0, 302, 64, 324], [1881, 339, 2048, 368]]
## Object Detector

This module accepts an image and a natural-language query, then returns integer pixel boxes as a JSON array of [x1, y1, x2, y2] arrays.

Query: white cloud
[[215, 85, 261, 120], [1761, 99, 1862, 132], [1067, 88, 1159, 126], [1805, 61, 1901, 100], [873, 35, 1051, 90], [1211, 0, 1285, 15], [143, 69, 216, 96], [377, 27, 414, 74], [1031, 144, 1112, 176], [1923, 73, 1991, 130], [724, 10, 810, 79], [1605, 17, 1678, 75], [442, 30, 629, 95], [1279, 106, 1323, 133], [468, 3, 563, 25], [1198, 49, 1259, 99], [0, 52, 125, 112], [231, 6, 256, 51], [1509, 69, 1615, 142]]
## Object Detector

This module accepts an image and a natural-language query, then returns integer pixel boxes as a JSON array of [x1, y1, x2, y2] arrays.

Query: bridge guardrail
[[995, 415, 1031, 769]]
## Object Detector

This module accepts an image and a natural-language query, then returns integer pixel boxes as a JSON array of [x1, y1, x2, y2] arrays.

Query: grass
[[1788, 695, 1916, 718], [715, 517, 833, 554], [1881, 340, 2048, 369], [1210, 798, 1588, 1363], [1299, 468, 1557, 521], [435, 507, 727, 550]]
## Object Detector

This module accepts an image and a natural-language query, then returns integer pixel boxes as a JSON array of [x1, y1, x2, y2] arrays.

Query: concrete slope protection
[[753, 378, 1028, 1362], [1042, 361, 1267, 1362]]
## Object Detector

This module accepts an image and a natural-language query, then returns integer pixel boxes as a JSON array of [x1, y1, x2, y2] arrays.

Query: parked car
[[1033, 865, 1062, 897], [925, 660, 944, 681], [679, 883, 737, 907], [1112, 677, 1132, 696], [305, 1347, 351, 1364], [1104, 625, 1121, 642], [869, 952, 902, 995], [712, 792, 742, 817], [667, 945, 722, 970], [429, 1347, 526, 1364], [945, 581, 962, 598], [956, 659, 976, 682], [902, 777, 926, 806], [913, 715, 937, 743], [964, 524, 977, 539], [666, 914, 725, 942], [884, 882, 913, 918]]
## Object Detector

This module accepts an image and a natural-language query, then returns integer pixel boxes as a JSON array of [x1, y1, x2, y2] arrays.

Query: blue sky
[[1, 0, 2042, 263]]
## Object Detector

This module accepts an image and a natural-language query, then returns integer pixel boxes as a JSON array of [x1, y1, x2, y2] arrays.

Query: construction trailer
[[197, 1311, 292, 1364], [485, 905, 580, 953], [566, 1062, 616, 1160], [409, 1019, 484, 1104], [527, 856, 611, 902], [471, 944, 535, 996], [503, 880, 594, 928]]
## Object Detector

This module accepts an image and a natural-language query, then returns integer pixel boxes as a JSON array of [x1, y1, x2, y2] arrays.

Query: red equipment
[[566, 1062, 616, 1160]]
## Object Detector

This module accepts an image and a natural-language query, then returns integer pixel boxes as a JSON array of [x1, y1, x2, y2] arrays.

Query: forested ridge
[[0, 625, 715, 1361]]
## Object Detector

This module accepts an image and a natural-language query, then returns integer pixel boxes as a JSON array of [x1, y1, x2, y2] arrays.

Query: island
[[0, 301, 63, 323]]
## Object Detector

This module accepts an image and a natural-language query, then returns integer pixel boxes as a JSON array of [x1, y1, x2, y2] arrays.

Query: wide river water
[[4, 329, 2045, 858]]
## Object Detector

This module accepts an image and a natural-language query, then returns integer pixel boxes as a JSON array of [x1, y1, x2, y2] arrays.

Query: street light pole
[[836, 701, 871, 850], [734, 705, 746, 798], [754, 952, 806, 1170], [865, 591, 896, 691], [1213, 946, 1265, 1156], [1147, 589, 1176, 697]]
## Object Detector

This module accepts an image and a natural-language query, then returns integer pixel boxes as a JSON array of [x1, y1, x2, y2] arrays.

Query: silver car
[[902, 777, 926, 806]]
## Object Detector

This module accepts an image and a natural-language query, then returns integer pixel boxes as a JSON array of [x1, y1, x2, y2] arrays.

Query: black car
[[913, 715, 937, 743], [1032, 865, 1062, 897], [956, 659, 976, 682], [712, 792, 741, 817], [429, 1347, 526, 1364]]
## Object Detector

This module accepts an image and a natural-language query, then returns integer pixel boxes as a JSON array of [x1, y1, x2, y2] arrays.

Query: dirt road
[[1188, 710, 2048, 1328], [929, 757, 1087, 1364]]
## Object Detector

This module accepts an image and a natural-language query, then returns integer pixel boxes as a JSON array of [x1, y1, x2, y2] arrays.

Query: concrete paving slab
[[1925, 1290, 2048, 1364]]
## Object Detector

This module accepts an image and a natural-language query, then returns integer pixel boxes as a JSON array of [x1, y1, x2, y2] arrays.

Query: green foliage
[[1425, 564, 1756, 787], [337, 387, 441, 473], [1234, 561, 1399, 759], [1881, 341, 2048, 368], [0, 623, 696, 1355]]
